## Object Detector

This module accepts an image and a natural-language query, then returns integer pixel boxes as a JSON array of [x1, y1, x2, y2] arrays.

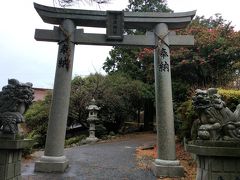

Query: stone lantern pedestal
[[186, 140, 240, 180], [0, 138, 33, 180], [85, 99, 100, 143], [86, 123, 98, 143]]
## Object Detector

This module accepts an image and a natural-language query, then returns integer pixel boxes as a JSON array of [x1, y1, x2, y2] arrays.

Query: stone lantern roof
[[86, 98, 100, 111]]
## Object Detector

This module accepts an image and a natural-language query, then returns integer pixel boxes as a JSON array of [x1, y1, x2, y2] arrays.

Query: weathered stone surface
[[152, 23, 185, 178], [7, 163, 14, 179], [35, 28, 195, 47], [0, 139, 32, 180], [34, 19, 75, 173], [34, 3, 196, 30], [211, 158, 223, 171], [192, 88, 240, 141], [34, 161, 69, 173], [0, 139, 33, 149], [0, 79, 34, 136], [154, 23, 176, 161], [195, 156, 240, 180], [187, 143, 240, 157], [35, 155, 69, 172], [151, 162, 184, 177], [0, 166, 5, 179], [85, 99, 100, 143], [187, 141, 240, 180]]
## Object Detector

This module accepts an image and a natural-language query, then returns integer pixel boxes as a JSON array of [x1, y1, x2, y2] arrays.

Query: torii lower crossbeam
[[35, 27, 194, 47]]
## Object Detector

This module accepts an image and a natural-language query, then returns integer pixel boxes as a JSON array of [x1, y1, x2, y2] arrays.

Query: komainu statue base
[[0, 138, 33, 180], [187, 140, 240, 180]]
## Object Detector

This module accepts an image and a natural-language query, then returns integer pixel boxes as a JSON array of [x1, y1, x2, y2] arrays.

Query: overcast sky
[[0, 0, 239, 89]]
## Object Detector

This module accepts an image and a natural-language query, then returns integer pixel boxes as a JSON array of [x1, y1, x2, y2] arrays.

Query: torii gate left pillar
[[33, 3, 195, 177], [34, 19, 75, 172]]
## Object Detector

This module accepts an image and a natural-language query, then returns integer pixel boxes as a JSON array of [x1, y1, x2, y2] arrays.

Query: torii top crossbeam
[[34, 3, 195, 30], [34, 3, 196, 47]]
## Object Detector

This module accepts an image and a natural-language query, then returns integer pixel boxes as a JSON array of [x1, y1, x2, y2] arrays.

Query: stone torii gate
[[33, 3, 195, 177]]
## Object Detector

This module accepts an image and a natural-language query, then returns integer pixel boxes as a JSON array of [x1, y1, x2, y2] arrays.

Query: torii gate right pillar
[[151, 23, 184, 177]]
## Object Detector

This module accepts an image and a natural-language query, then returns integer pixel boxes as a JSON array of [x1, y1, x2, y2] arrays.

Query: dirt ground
[[135, 139, 197, 180]]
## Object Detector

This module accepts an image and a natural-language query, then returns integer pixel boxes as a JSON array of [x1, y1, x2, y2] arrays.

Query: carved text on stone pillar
[[160, 47, 168, 59], [58, 41, 70, 70], [159, 61, 169, 72]]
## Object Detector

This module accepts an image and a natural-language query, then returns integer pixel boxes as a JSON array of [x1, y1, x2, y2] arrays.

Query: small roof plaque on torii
[[34, 3, 196, 47], [106, 11, 124, 41]]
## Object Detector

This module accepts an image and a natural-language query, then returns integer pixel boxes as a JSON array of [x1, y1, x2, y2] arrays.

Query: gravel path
[[22, 133, 157, 180]]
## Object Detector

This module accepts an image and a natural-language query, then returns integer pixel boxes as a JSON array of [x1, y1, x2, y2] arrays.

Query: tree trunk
[[143, 99, 154, 130], [137, 109, 140, 124]]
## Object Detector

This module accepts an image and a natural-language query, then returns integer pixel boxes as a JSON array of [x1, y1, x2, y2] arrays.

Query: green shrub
[[95, 124, 108, 137], [176, 100, 198, 140], [24, 93, 51, 148], [172, 81, 190, 105], [21, 132, 37, 157], [65, 135, 86, 147], [218, 88, 240, 111], [22, 146, 34, 158]]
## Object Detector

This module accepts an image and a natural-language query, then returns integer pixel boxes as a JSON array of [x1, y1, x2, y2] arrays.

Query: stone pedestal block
[[187, 141, 240, 180], [35, 155, 69, 172], [151, 159, 184, 178], [85, 137, 98, 143], [0, 139, 33, 180]]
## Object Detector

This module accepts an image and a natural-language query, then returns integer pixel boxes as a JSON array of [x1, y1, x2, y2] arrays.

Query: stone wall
[[196, 156, 240, 180], [0, 149, 22, 180]]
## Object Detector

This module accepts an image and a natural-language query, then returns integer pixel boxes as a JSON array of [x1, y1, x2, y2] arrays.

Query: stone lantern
[[86, 98, 100, 143]]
